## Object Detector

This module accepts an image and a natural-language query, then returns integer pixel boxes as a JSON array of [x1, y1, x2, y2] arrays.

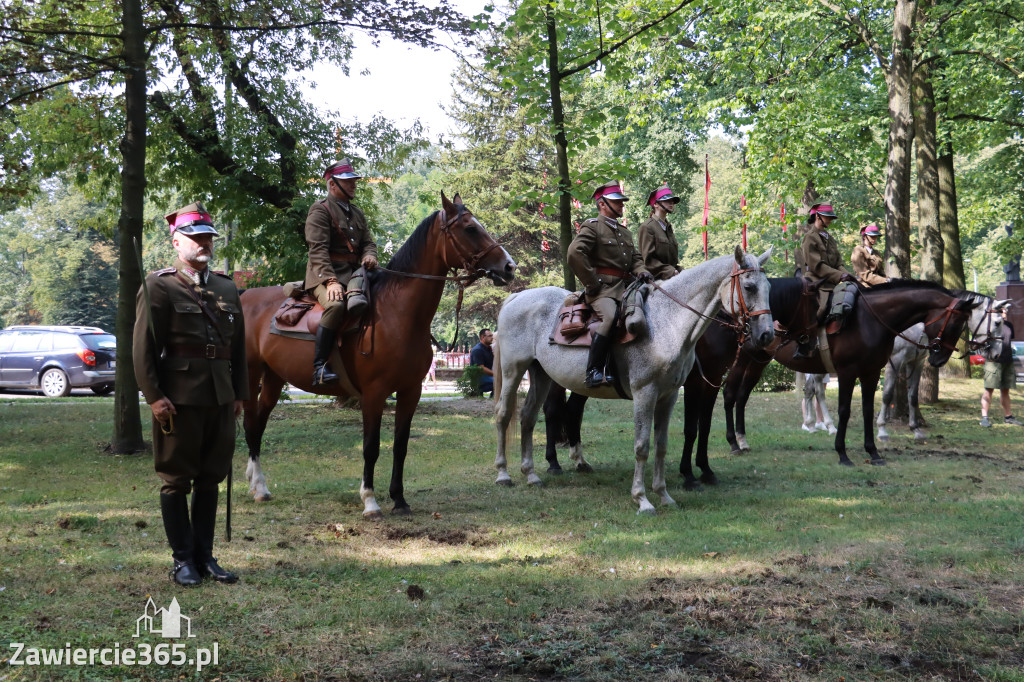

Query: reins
[[360, 206, 500, 355], [856, 287, 968, 356]]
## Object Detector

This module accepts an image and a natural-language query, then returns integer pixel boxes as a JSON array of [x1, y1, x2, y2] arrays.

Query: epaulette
[[154, 267, 177, 276]]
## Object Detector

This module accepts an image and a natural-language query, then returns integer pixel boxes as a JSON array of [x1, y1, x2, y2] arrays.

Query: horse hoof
[[877, 434, 889, 443], [363, 510, 384, 520], [740, 446, 751, 453], [391, 506, 412, 516], [575, 463, 594, 474], [730, 447, 742, 455], [682, 480, 702, 491], [546, 466, 564, 475], [870, 458, 887, 466], [528, 478, 545, 487], [495, 479, 514, 488], [838, 459, 855, 467], [636, 507, 657, 516], [913, 431, 927, 441], [254, 493, 272, 502], [700, 474, 718, 486]]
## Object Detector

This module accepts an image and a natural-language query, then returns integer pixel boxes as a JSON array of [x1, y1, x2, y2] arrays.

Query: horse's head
[[721, 245, 775, 348], [966, 295, 1009, 360], [437, 192, 516, 285], [924, 293, 977, 367]]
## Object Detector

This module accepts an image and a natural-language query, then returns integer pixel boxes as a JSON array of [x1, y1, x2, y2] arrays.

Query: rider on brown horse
[[567, 180, 653, 388], [794, 202, 855, 358], [304, 158, 379, 386]]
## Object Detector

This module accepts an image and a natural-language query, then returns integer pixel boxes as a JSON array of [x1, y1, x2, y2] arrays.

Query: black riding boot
[[312, 325, 339, 386], [191, 488, 238, 584], [160, 493, 201, 586], [584, 333, 613, 388]]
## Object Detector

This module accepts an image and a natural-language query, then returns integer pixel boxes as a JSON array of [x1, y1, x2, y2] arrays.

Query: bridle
[[966, 303, 1003, 357], [369, 205, 505, 353], [652, 260, 770, 346], [858, 288, 970, 357]]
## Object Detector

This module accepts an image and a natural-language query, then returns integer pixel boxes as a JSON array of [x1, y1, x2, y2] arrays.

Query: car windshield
[[82, 333, 117, 350]]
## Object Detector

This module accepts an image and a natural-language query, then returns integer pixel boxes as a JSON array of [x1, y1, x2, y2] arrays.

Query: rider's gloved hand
[[839, 273, 856, 283], [638, 271, 654, 284]]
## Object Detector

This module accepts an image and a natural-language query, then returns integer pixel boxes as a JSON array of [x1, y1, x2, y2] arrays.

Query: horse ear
[[994, 298, 1012, 310], [441, 191, 454, 213], [758, 244, 774, 267], [734, 245, 744, 266], [452, 193, 463, 205]]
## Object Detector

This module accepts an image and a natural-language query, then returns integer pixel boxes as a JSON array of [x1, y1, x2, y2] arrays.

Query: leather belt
[[166, 343, 232, 360], [330, 252, 359, 263], [596, 267, 629, 278]]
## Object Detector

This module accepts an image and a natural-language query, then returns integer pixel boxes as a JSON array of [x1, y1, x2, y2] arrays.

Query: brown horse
[[240, 193, 515, 518], [723, 280, 978, 466]]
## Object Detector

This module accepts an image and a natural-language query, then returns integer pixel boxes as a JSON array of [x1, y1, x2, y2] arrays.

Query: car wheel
[[90, 384, 115, 396], [40, 368, 71, 398]]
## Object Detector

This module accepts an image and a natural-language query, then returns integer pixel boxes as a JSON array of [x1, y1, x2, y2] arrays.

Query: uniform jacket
[[567, 215, 647, 302], [133, 259, 249, 407], [303, 198, 378, 289], [851, 245, 887, 286], [800, 228, 850, 288], [637, 216, 680, 280]]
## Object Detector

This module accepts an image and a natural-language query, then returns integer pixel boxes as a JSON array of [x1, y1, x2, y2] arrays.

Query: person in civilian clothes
[[567, 180, 653, 388], [980, 305, 1022, 427], [133, 201, 249, 586], [304, 158, 379, 386]]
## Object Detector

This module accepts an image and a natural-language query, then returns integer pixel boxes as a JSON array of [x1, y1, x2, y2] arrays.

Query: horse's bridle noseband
[[437, 206, 505, 280]]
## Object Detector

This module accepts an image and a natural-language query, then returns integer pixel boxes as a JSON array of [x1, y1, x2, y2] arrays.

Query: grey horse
[[492, 246, 774, 514]]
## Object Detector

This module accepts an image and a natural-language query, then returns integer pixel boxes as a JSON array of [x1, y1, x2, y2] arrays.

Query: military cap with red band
[[165, 201, 219, 236], [324, 158, 363, 180], [592, 180, 629, 202], [861, 224, 881, 237], [809, 203, 837, 218], [647, 184, 681, 207]]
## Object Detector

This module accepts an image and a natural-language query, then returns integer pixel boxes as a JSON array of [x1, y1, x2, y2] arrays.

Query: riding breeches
[[313, 282, 346, 329], [589, 297, 619, 336]]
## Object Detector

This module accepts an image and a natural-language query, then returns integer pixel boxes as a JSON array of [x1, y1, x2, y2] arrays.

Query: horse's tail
[[492, 333, 519, 448]]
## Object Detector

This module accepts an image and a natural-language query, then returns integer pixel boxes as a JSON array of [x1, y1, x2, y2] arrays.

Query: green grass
[[1, 378, 1022, 680]]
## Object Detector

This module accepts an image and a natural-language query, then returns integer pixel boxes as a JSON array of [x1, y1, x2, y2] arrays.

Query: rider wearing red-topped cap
[[638, 184, 682, 281], [795, 202, 855, 358], [303, 159, 379, 386], [851, 224, 889, 287], [567, 180, 653, 388]]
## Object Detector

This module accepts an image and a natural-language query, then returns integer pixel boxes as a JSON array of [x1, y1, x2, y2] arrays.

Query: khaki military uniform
[[303, 198, 378, 329], [133, 259, 249, 495], [800, 228, 850, 289], [851, 245, 887, 286], [567, 215, 648, 335], [637, 216, 680, 280]]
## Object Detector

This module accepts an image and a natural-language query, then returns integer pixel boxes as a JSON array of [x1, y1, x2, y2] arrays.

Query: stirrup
[[313, 364, 338, 386], [584, 368, 606, 388]]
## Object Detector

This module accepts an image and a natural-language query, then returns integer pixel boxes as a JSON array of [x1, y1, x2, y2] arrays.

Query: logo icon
[[134, 597, 195, 639]]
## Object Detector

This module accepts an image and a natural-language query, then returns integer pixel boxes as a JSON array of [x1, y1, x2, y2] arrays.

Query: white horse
[[493, 246, 774, 514], [800, 372, 837, 435], [876, 293, 1007, 441]]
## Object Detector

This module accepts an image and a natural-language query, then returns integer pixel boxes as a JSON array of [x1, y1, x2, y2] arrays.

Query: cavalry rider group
[[134, 159, 1001, 587]]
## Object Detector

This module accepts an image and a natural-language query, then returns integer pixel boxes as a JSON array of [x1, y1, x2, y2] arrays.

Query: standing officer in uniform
[[795, 202, 855, 358], [134, 201, 249, 586], [568, 180, 653, 388], [638, 183, 682, 280], [851, 224, 889, 286], [304, 158, 379, 386]]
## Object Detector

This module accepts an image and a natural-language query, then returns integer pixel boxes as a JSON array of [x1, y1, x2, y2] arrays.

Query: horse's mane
[[861, 278, 953, 295], [367, 210, 439, 298], [767, 277, 806, 314]]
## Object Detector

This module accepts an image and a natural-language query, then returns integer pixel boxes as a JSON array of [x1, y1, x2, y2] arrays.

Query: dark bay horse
[[723, 280, 979, 466], [240, 193, 515, 517], [543, 278, 818, 488]]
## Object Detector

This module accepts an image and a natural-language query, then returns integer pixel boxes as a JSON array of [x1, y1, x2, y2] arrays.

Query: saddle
[[271, 281, 361, 337], [549, 291, 640, 347]]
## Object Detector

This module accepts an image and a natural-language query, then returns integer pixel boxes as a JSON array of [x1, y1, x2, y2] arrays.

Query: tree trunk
[[913, 27, 942, 404], [938, 145, 971, 378], [546, 5, 575, 291], [110, 0, 147, 453], [882, 0, 917, 280]]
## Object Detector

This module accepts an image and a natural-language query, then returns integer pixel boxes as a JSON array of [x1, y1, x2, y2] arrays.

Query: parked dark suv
[[0, 326, 117, 397]]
